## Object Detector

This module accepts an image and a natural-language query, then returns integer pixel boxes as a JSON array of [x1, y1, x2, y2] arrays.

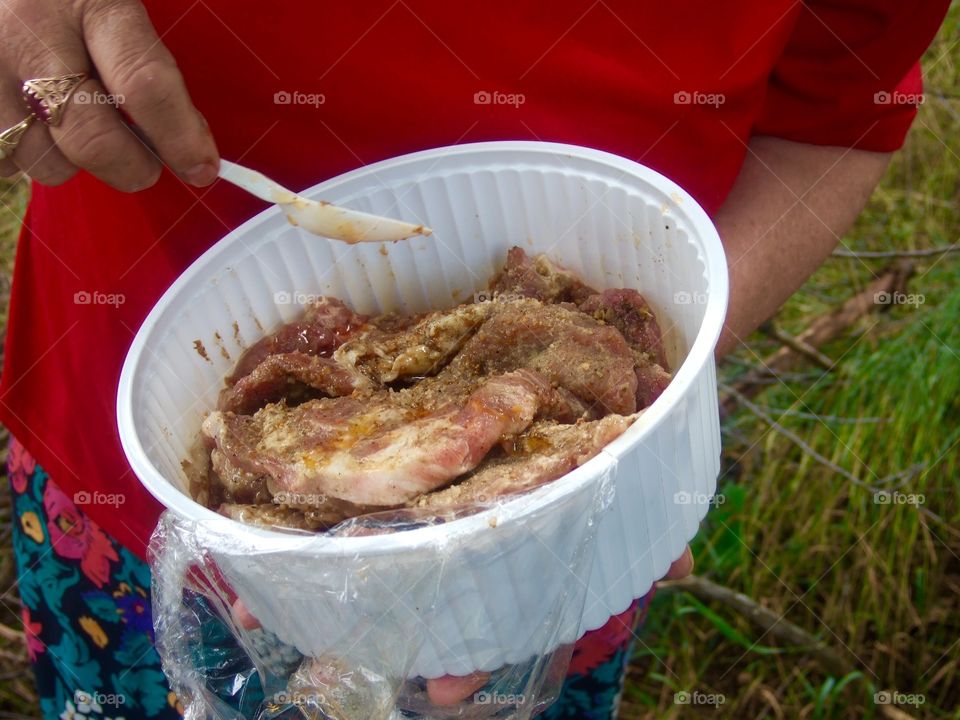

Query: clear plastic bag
[[148, 459, 616, 719]]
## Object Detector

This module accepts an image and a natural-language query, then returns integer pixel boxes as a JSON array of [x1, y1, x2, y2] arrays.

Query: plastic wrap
[[148, 460, 615, 719]]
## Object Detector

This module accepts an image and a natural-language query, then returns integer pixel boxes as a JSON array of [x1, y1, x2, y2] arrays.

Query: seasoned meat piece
[[441, 298, 638, 416], [202, 370, 557, 508], [389, 366, 590, 424], [580, 288, 672, 408], [209, 448, 270, 504], [217, 352, 370, 414], [579, 288, 668, 368], [228, 297, 368, 384], [412, 414, 636, 509], [488, 247, 596, 303], [333, 302, 494, 383], [198, 250, 674, 532], [635, 357, 672, 409]]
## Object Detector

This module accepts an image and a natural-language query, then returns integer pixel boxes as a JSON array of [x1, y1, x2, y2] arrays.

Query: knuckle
[[15, 38, 66, 76], [113, 56, 182, 114], [60, 112, 157, 191], [61, 110, 125, 170], [81, 0, 140, 26]]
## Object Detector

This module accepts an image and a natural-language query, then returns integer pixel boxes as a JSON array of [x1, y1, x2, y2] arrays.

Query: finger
[[15, 24, 160, 191], [426, 672, 490, 706], [230, 598, 262, 630], [1, 79, 77, 185], [48, 76, 162, 191], [663, 545, 694, 581], [83, 0, 219, 186]]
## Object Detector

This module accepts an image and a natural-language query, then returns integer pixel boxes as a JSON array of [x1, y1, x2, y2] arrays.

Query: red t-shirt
[[1, 0, 948, 558]]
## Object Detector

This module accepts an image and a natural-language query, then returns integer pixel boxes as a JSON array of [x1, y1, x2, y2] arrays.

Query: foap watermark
[[473, 291, 524, 304], [475, 691, 525, 705], [274, 90, 326, 108], [674, 290, 709, 305], [271, 690, 326, 706], [74, 490, 125, 508], [874, 91, 924, 106], [674, 690, 725, 706], [474, 90, 525, 108], [874, 290, 925, 307], [273, 491, 328, 507], [75, 690, 126, 710], [74, 90, 124, 107], [674, 491, 725, 507], [874, 490, 925, 506], [674, 90, 725, 108], [274, 291, 324, 305], [74, 290, 125, 307], [874, 690, 925, 707]]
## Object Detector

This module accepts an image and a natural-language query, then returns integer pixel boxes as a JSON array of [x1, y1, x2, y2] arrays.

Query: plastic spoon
[[218, 159, 432, 243]]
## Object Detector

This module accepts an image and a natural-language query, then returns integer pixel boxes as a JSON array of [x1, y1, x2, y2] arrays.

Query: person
[[0, 1, 949, 718]]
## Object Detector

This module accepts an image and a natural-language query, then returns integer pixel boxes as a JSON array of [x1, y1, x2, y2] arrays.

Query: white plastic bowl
[[118, 141, 728, 679]]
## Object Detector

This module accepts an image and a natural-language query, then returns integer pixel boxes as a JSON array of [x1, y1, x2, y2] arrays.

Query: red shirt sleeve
[[754, 0, 950, 151]]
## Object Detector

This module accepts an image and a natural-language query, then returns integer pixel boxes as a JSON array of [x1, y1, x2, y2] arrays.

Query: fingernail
[[183, 161, 218, 187]]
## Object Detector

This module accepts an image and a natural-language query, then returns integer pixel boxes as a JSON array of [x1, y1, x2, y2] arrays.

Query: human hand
[[663, 544, 694, 580], [0, 0, 218, 191]]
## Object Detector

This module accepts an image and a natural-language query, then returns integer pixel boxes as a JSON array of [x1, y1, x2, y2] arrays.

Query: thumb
[[426, 672, 491, 706], [230, 597, 262, 630]]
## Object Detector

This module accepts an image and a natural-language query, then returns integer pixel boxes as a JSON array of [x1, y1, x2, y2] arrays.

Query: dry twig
[[759, 322, 836, 371], [722, 260, 914, 416], [832, 243, 960, 259], [658, 573, 855, 677]]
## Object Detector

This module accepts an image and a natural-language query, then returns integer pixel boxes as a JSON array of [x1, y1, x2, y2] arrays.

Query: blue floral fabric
[[9, 438, 182, 720]]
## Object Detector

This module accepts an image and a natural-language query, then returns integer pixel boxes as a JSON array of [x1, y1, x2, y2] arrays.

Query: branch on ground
[[721, 260, 914, 416], [759, 322, 836, 371], [832, 243, 960, 259], [659, 574, 855, 676]]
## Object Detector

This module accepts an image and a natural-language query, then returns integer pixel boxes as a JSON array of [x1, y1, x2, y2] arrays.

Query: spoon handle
[[218, 159, 299, 205]]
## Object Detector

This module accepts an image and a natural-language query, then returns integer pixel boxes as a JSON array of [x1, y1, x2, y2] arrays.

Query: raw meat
[[333, 302, 494, 383], [579, 288, 667, 368], [197, 247, 673, 531], [203, 370, 560, 508], [218, 352, 369, 414], [579, 288, 672, 408], [228, 297, 368, 384], [411, 413, 636, 510], [488, 247, 595, 304], [440, 298, 638, 416]]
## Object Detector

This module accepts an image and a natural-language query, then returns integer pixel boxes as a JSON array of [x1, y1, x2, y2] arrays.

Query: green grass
[[622, 7, 960, 719], [0, 9, 958, 718], [0, 174, 34, 714], [0, 177, 27, 331]]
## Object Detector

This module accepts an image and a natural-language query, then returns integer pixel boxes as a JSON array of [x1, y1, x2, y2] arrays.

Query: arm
[[713, 136, 892, 357]]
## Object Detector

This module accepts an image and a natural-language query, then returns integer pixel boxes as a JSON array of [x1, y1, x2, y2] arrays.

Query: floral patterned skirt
[[8, 437, 651, 720]]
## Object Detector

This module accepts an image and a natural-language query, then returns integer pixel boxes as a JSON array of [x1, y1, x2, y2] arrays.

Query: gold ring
[[22, 72, 89, 127], [0, 116, 34, 160]]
